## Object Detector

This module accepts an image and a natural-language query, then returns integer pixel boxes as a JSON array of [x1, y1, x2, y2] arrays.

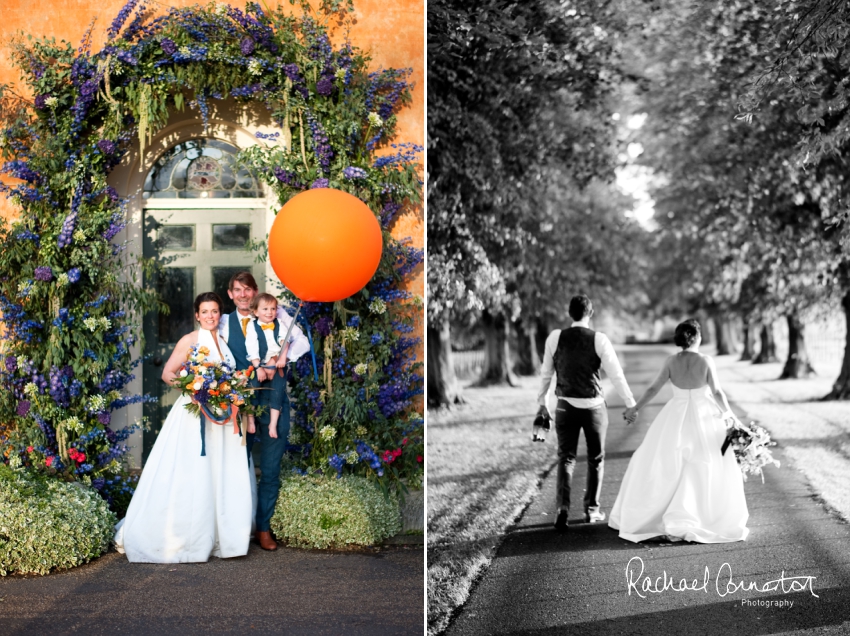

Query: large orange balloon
[[268, 188, 383, 302]]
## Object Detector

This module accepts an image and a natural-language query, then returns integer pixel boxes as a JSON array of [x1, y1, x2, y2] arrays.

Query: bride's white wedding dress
[[114, 328, 253, 562], [608, 384, 749, 543]]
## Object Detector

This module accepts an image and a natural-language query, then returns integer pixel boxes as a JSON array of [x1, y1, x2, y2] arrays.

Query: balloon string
[[281, 300, 303, 349]]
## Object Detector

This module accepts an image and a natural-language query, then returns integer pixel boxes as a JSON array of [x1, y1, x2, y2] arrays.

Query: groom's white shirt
[[537, 319, 636, 409], [219, 307, 310, 363]]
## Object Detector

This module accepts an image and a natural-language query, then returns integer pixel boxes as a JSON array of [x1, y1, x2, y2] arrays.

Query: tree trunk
[[513, 318, 540, 376], [753, 323, 778, 364], [713, 314, 732, 355], [426, 315, 463, 407], [696, 310, 712, 344], [475, 310, 519, 386], [824, 291, 850, 399], [534, 317, 549, 362], [740, 321, 753, 361], [779, 314, 816, 379]]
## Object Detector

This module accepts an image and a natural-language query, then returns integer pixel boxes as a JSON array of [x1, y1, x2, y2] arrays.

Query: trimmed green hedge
[[271, 474, 401, 549], [0, 465, 115, 575]]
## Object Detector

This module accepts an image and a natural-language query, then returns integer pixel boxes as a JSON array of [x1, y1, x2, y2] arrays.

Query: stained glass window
[[143, 139, 263, 199]]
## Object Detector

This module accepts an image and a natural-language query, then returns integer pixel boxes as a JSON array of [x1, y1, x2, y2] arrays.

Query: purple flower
[[315, 315, 333, 337], [310, 178, 329, 189], [5, 355, 17, 373], [160, 38, 177, 56], [80, 79, 98, 97], [67, 267, 81, 283], [240, 36, 255, 56], [16, 400, 31, 417], [98, 411, 111, 425], [343, 166, 368, 180], [34, 266, 53, 282], [273, 167, 305, 189], [316, 76, 333, 96], [97, 139, 117, 155], [34, 94, 48, 109]]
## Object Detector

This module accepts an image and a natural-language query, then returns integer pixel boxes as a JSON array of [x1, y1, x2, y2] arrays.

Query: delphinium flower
[[58, 185, 84, 248], [370, 333, 383, 345], [310, 178, 329, 189], [16, 230, 40, 245], [306, 112, 333, 172], [273, 167, 305, 189], [328, 454, 344, 478], [67, 267, 81, 283], [108, 0, 140, 39], [34, 266, 53, 282]]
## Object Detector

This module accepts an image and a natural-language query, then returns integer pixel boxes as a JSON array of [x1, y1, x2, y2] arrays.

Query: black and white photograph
[[428, 1, 850, 634]]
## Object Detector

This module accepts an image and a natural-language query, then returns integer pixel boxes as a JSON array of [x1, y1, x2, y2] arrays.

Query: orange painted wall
[[0, 0, 424, 362]]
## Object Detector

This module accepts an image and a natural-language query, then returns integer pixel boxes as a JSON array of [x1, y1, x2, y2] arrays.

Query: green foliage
[[0, 0, 423, 506], [270, 474, 401, 549], [0, 465, 116, 575]]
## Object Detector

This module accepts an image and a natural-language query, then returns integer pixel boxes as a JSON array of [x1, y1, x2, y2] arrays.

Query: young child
[[244, 293, 291, 438]]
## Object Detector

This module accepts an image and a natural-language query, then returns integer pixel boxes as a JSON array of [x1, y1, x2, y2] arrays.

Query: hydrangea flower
[[240, 36, 255, 55], [343, 166, 368, 180], [310, 178, 329, 189], [160, 38, 177, 55], [34, 266, 53, 282]]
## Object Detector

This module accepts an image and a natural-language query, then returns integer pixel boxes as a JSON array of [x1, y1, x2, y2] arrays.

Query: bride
[[115, 292, 253, 562], [608, 319, 749, 543]]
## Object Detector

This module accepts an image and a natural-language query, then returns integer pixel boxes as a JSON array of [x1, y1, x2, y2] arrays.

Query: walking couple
[[537, 295, 749, 543], [115, 271, 309, 562]]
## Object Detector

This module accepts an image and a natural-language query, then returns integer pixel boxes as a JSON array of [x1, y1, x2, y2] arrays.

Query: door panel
[[142, 208, 265, 461]]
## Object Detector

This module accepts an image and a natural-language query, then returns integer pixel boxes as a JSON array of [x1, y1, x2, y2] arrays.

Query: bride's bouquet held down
[[172, 344, 259, 432], [721, 418, 780, 482]]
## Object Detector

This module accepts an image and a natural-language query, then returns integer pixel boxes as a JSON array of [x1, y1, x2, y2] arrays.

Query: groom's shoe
[[256, 530, 278, 551], [554, 510, 569, 533], [585, 510, 606, 524]]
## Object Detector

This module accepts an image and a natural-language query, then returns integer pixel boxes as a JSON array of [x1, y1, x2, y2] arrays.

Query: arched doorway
[[140, 138, 267, 460]]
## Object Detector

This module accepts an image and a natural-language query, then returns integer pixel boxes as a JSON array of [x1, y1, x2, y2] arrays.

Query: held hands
[[623, 406, 638, 425]]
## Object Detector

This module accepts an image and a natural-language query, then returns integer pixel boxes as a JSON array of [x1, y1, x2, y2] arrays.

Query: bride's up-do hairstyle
[[674, 319, 701, 349], [193, 292, 224, 314]]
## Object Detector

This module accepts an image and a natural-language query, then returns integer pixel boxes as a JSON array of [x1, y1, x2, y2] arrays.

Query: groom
[[537, 295, 637, 532], [219, 271, 310, 551]]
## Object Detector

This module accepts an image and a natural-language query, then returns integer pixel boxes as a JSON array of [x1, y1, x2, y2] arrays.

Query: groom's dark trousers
[[555, 400, 608, 515], [244, 318, 289, 533]]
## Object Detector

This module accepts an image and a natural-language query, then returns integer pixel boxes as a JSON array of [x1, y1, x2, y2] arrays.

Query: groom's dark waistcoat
[[553, 326, 603, 400], [227, 310, 251, 371]]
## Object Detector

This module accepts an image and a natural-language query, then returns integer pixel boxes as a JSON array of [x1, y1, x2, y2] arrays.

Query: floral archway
[[0, 0, 423, 513]]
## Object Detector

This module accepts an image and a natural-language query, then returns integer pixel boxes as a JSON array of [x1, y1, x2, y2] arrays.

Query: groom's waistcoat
[[553, 326, 603, 400], [227, 310, 251, 371]]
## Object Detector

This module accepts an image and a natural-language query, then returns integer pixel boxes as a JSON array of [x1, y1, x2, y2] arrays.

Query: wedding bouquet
[[172, 344, 258, 426], [721, 419, 780, 482]]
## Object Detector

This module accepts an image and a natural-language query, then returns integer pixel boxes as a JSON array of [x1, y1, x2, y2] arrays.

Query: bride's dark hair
[[674, 319, 701, 348], [193, 291, 223, 314]]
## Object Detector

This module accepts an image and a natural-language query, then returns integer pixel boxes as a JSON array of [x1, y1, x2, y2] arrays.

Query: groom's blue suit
[[223, 310, 289, 534]]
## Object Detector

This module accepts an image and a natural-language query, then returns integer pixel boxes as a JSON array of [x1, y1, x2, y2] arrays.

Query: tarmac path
[[0, 541, 423, 634], [445, 345, 850, 636]]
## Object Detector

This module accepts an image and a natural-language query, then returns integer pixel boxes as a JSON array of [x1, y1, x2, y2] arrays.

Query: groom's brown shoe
[[256, 531, 278, 551]]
